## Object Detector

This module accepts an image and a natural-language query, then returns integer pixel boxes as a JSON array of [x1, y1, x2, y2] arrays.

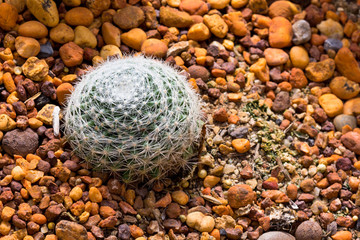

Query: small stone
[[213, 107, 228, 122], [64, 7, 94, 27], [324, 39, 343, 52], [36, 104, 56, 125], [223, 12, 248, 37], [289, 68, 308, 89], [305, 5, 323, 26], [228, 184, 256, 208], [100, 45, 122, 59], [102, 22, 121, 47], [18, 21, 48, 39], [69, 186, 83, 201], [203, 14, 228, 38], [74, 26, 97, 49], [118, 224, 131, 240], [188, 65, 210, 82], [130, 225, 144, 238], [187, 23, 211, 41], [333, 114, 357, 131], [38, 42, 54, 58], [86, 0, 110, 17], [1, 206, 15, 222], [59, 42, 84, 67], [336, 157, 352, 171], [318, 94, 343, 117], [160, 6, 193, 28], [231, 0, 248, 8], [171, 190, 189, 205], [186, 212, 215, 232], [331, 231, 352, 240], [89, 187, 103, 203], [272, 91, 290, 112], [264, 48, 289, 66], [269, 1, 298, 19], [203, 175, 220, 188], [300, 179, 315, 193], [305, 58, 335, 82], [0, 3, 18, 31], [167, 41, 189, 57], [258, 231, 295, 240], [179, 0, 208, 15], [249, 58, 269, 82], [114, 5, 144, 30], [121, 28, 147, 51], [330, 76, 360, 100], [341, 131, 360, 155], [248, 0, 268, 14], [15, 36, 40, 58], [335, 47, 360, 83], [317, 19, 343, 39], [292, 20, 311, 45], [55, 220, 87, 240], [269, 17, 293, 48], [22, 57, 49, 82], [289, 46, 309, 69], [26, 0, 59, 27], [141, 39, 168, 58], [56, 83, 74, 106], [295, 220, 322, 240], [232, 138, 250, 153], [45, 204, 65, 222], [50, 23, 75, 44]]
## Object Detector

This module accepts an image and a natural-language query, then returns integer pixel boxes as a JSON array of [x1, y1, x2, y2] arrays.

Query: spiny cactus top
[[64, 56, 204, 182]]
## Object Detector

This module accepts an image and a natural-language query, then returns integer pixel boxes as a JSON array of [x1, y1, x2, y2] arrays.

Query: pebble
[[167, 41, 189, 57], [121, 28, 147, 51], [295, 220, 322, 240], [305, 58, 335, 82], [74, 26, 97, 49], [186, 212, 215, 232], [264, 48, 289, 66], [248, 0, 268, 14], [331, 231, 352, 240], [249, 58, 269, 82], [2, 128, 38, 156], [59, 42, 84, 67], [232, 138, 250, 153], [289, 46, 309, 69], [317, 19, 343, 39], [258, 231, 295, 240], [335, 47, 360, 83], [102, 22, 121, 47], [223, 12, 248, 37], [179, 0, 208, 15], [330, 76, 360, 100], [0, 3, 18, 31], [15, 36, 41, 58], [292, 20, 311, 45], [289, 68, 308, 89], [319, 94, 343, 117], [269, 17, 293, 48], [269, 1, 298, 19], [343, 98, 360, 115], [89, 187, 103, 203], [333, 114, 357, 131], [56, 83, 74, 106], [140, 39, 168, 58], [114, 5, 145, 30], [187, 23, 211, 41], [18, 21, 48, 39], [55, 220, 88, 240], [26, 0, 59, 27], [100, 45, 122, 59], [227, 184, 256, 208], [49, 23, 75, 44], [171, 190, 189, 205], [272, 91, 290, 112], [38, 42, 54, 59], [160, 6, 193, 28], [203, 14, 228, 38], [324, 38, 343, 52], [22, 57, 49, 81], [64, 7, 94, 27], [231, 0, 248, 8], [341, 131, 360, 155]]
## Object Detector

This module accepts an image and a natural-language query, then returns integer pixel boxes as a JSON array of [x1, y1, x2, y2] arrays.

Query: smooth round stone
[[38, 42, 54, 58], [258, 231, 295, 240], [324, 38, 343, 52], [292, 20, 311, 45], [333, 114, 357, 131]]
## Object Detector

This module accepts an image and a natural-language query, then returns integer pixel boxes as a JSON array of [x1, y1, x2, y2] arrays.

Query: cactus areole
[[64, 56, 204, 182]]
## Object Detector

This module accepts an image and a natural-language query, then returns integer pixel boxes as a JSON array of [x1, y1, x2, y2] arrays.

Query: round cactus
[[64, 56, 204, 182]]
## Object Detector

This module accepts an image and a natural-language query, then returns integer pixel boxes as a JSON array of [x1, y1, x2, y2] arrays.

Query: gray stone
[[258, 231, 295, 240], [292, 20, 311, 45], [167, 41, 189, 57], [333, 114, 357, 131], [324, 38, 343, 52]]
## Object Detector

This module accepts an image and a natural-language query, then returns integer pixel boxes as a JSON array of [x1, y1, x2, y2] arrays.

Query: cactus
[[64, 56, 204, 182]]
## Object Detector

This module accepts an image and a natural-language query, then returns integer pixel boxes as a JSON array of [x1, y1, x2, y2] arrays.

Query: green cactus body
[[64, 56, 204, 182]]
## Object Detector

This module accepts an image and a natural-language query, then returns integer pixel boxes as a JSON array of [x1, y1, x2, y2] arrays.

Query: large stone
[[160, 6, 193, 28], [113, 5, 144, 30], [258, 231, 295, 240], [319, 94, 343, 117], [2, 128, 39, 157], [227, 184, 256, 208], [334, 114, 357, 131], [0, 3, 18, 31], [295, 220, 322, 240], [329, 76, 360, 100], [55, 220, 88, 240], [305, 58, 335, 82], [269, 17, 293, 48], [292, 20, 311, 45], [203, 14, 228, 38], [272, 91, 290, 112], [341, 131, 360, 155], [264, 48, 289, 66], [335, 47, 360, 83], [317, 19, 343, 39], [26, 0, 59, 27]]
